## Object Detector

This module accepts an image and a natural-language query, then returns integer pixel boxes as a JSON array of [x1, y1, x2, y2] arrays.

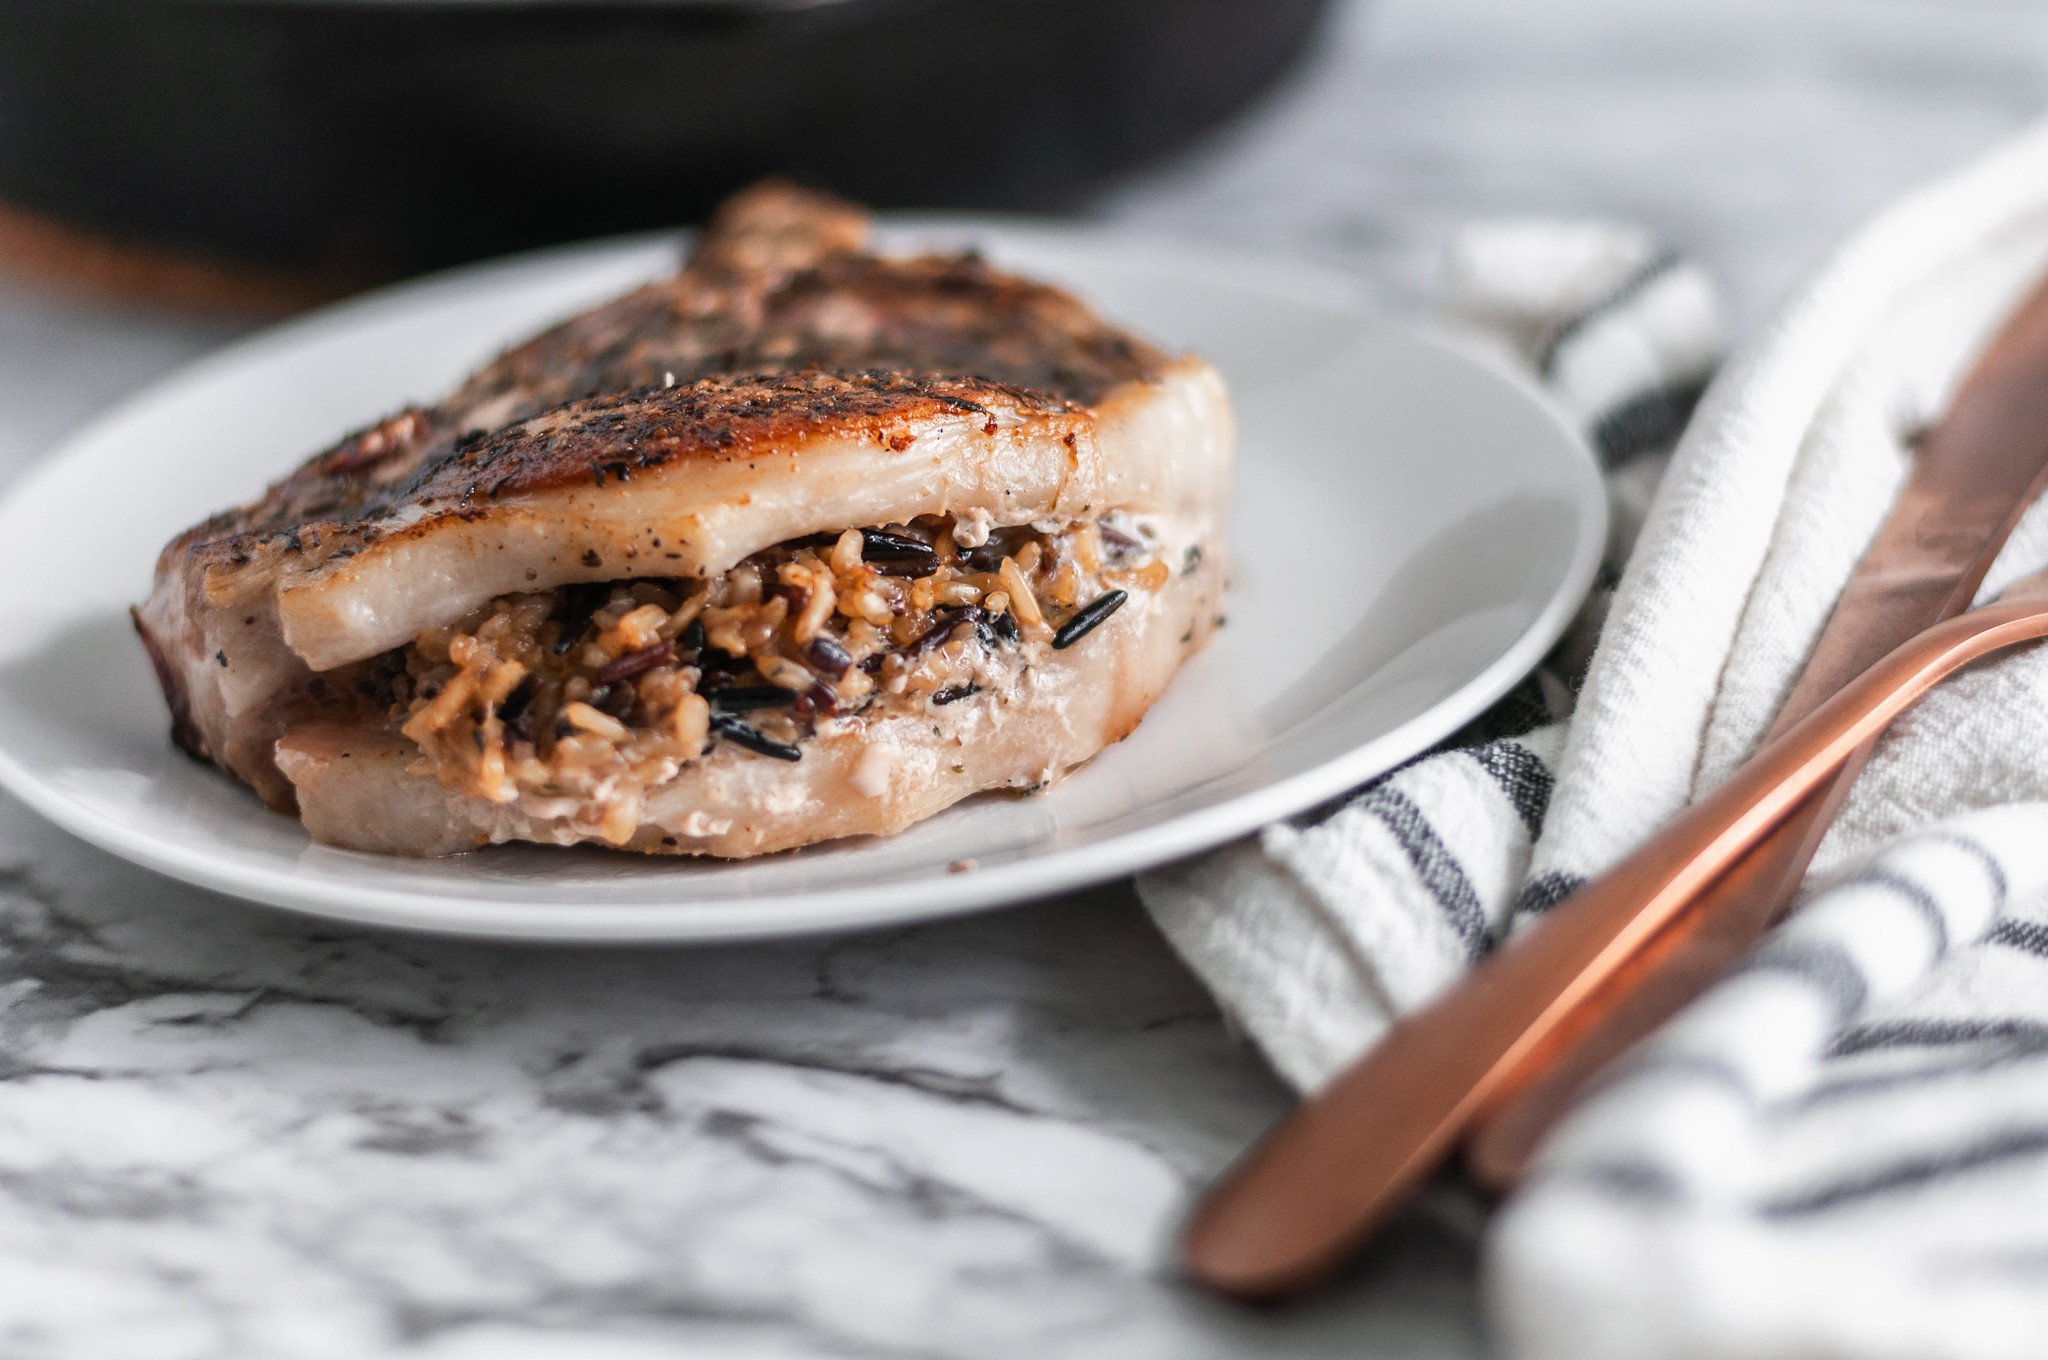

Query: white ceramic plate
[[0, 221, 1603, 941]]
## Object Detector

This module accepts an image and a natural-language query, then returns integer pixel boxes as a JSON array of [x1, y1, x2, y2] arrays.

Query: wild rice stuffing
[[356, 512, 1172, 842]]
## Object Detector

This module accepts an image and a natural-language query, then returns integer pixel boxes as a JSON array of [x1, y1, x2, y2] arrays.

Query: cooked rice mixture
[[345, 513, 1176, 843]]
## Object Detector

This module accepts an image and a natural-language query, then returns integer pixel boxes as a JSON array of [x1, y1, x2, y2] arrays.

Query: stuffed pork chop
[[134, 183, 1232, 857]]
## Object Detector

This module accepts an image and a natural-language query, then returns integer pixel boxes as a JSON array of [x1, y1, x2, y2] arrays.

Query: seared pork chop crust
[[177, 369, 1083, 598], [176, 185, 1166, 554], [380, 370, 1074, 507]]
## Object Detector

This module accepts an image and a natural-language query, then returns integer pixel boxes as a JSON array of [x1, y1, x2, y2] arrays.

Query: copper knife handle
[[1462, 761, 1852, 1189], [1182, 589, 2048, 1300]]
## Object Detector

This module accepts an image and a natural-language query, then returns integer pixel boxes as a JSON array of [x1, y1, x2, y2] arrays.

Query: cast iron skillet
[[0, 0, 1332, 286]]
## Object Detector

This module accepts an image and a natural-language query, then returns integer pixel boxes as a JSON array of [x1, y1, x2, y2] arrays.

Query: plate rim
[[0, 220, 1606, 942]]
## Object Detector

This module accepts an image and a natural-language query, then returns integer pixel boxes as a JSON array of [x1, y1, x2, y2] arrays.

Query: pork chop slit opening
[[314, 511, 1196, 849]]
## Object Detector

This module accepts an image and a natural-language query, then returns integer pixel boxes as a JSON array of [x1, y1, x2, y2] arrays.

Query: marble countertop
[[0, 1, 2041, 1355]]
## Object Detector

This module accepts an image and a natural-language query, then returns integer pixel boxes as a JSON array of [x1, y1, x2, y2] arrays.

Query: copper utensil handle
[[1462, 754, 1856, 1189], [1182, 595, 2048, 1299]]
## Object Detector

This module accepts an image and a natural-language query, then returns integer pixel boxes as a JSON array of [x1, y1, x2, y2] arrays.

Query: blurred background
[[2, 0, 2042, 467], [5, 1, 2042, 312], [0, 0, 1330, 292], [0, 0, 2032, 533]]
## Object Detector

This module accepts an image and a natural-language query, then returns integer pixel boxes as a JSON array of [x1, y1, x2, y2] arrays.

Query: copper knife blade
[[1181, 268, 2048, 1300], [1463, 270, 2048, 1188]]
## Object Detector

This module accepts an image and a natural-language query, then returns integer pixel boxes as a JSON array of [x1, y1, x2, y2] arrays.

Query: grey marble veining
[[2, 0, 2045, 1354], [0, 810, 1479, 1358]]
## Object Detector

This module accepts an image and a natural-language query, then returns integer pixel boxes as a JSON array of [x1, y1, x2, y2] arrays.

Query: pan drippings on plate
[[363, 513, 1169, 843]]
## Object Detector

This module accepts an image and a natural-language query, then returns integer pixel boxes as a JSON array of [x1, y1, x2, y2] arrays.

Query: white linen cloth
[[1138, 119, 2048, 1359]]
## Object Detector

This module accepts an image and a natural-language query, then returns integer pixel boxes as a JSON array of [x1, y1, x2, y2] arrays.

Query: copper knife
[[1464, 270, 2048, 1187], [1181, 269, 2048, 1299]]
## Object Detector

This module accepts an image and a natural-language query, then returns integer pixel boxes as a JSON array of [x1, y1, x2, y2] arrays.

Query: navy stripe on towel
[[1796, 1041, 2048, 1109], [1743, 938, 1869, 1025], [1353, 784, 1491, 958], [1859, 868, 1948, 956], [1830, 1018, 2048, 1057], [1926, 829, 2009, 909], [1590, 375, 1710, 468], [1514, 870, 1586, 919], [1989, 919, 2048, 958], [1761, 1127, 2048, 1217], [1537, 252, 1682, 377], [1465, 741, 1556, 837]]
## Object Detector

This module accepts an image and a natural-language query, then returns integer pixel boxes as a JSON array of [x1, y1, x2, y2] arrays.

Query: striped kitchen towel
[[1140, 119, 2048, 1360], [1137, 219, 1727, 1091], [1495, 805, 2048, 1360]]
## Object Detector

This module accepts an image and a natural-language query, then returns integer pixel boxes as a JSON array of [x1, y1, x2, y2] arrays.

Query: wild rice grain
[[497, 673, 539, 727], [860, 529, 941, 578], [593, 643, 675, 686], [552, 583, 609, 655], [710, 712, 802, 761], [1052, 590, 1127, 650], [804, 635, 853, 677]]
